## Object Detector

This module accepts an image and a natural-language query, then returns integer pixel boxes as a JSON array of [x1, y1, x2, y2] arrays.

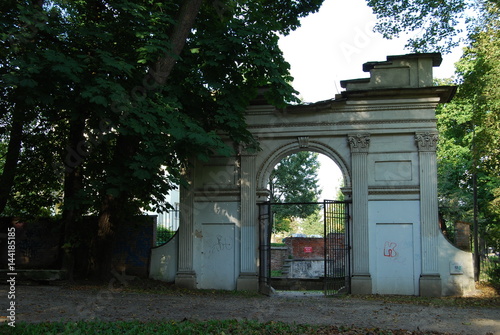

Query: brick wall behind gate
[[284, 237, 324, 259]]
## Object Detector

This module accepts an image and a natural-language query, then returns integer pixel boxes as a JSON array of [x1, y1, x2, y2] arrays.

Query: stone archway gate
[[150, 53, 475, 297]]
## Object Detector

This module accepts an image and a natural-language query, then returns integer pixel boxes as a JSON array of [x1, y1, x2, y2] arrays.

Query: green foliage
[[436, 1, 500, 251], [366, 0, 471, 52], [271, 269, 283, 277], [484, 256, 500, 286], [300, 209, 324, 236], [269, 152, 321, 233], [156, 226, 176, 245], [0, 1, 324, 220]]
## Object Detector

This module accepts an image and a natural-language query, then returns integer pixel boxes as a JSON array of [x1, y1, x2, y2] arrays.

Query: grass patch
[[271, 270, 283, 277], [4, 320, 453, 335]]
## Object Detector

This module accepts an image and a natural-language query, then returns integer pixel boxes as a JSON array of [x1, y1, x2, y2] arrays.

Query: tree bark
[[95, 194, 115, 280], [61, 112, 86, 281], [149, 0, 203, 85], [0, 104, 23, 214]]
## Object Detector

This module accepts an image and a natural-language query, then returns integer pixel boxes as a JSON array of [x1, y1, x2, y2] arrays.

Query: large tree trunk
[[61, 113, 86, 281], [0, 104, 24, 214], [93, 0, 204, 280], [94, 133, 139, 279], [95, 194, 115, 280]]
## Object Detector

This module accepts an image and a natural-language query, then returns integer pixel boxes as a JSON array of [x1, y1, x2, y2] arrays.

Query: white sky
[[278, 0, 464, 200]]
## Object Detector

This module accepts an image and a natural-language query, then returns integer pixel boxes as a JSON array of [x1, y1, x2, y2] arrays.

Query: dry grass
[[57, 277, 500, 308]]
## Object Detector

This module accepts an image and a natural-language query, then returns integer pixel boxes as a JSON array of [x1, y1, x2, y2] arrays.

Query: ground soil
[[2, 280, 499, 335]]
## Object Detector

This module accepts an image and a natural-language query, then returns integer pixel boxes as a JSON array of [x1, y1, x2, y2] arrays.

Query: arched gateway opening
[[259, 151, 351, 296], [150, 53, 475, 297]]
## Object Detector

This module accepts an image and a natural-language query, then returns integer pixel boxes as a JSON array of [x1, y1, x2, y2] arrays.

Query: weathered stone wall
[[270, 247, 288, 271]]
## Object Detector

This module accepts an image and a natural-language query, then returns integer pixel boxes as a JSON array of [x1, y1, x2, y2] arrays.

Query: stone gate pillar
[[237, 151, 259, 290], [175, 179, 197, 288], [348, 133, 372, 294], [416, 132, 442, 296]]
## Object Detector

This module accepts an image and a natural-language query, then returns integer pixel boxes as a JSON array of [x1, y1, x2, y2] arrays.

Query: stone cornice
[[247, 118, 438, 130], [249, 103, 444, 116]]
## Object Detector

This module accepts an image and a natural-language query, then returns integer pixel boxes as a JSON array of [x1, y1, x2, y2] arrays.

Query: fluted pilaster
[[177, 182, 194, 273], [416, 132, 440, 275], [348, 134, 370, 277], [175, 174, 197, 289], [240, 154, 258, 274]]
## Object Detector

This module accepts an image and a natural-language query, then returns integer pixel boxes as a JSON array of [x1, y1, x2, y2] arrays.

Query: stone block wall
[[271, 247, 288, 271]]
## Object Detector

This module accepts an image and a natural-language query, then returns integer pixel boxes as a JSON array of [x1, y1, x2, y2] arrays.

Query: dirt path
[[2, 285, 499, 334]]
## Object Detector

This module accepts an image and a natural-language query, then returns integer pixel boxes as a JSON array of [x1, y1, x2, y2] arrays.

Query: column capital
[[238, 139, 259, 156], [415, 132, 438, 152], [348, 133, 370, 153]]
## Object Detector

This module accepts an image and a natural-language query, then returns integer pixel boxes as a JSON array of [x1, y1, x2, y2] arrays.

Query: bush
[[156, 226, 176, 245], [485, 256, 500, 286]]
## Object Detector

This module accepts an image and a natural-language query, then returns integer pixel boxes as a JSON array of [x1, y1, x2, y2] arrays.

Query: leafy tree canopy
[[366, 0, 495, 53], [0, 0, 324, 217], [366, 0, 500, 251], [436, 1, 500, 250], [270, 151, 321, 233]]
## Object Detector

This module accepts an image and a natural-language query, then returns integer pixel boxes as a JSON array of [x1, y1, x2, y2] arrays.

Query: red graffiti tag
[[383, 241, 397, 257]]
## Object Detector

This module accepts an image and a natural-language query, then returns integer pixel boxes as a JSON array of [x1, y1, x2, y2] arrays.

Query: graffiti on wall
[[209, 234, 232, 257], [383, 241, 398, 258]]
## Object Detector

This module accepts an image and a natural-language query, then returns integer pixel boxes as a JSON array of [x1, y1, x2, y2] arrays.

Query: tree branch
[[150, 0, 203, 85]]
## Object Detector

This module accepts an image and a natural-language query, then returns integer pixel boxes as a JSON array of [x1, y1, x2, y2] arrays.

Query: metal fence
[[155, 204, 179, 246]]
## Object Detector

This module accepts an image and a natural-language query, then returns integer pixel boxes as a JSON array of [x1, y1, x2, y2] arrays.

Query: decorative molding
[[248, 119, 438, 129], [194, 189, 241, 202], [280, 103, 440, 114], [368, 186, 420, 195], [248, 103, 439, 115], [415, 132, 438, 152], [255, 140, 351, 191], [348, 134, 371, 153], [297, 136, 309, 148]]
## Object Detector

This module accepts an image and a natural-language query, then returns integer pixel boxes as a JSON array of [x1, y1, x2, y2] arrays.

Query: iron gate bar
[[261, 200, 351, 295], [324, 200, 351, 296], [258, 202, 272, 294], [268, 202, 334, 205]]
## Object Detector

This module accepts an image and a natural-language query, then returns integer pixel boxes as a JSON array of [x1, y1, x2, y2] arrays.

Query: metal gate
[[259, 200, 350, 295], [258, 202, 272, 294], [324, 200, 351, 295]]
